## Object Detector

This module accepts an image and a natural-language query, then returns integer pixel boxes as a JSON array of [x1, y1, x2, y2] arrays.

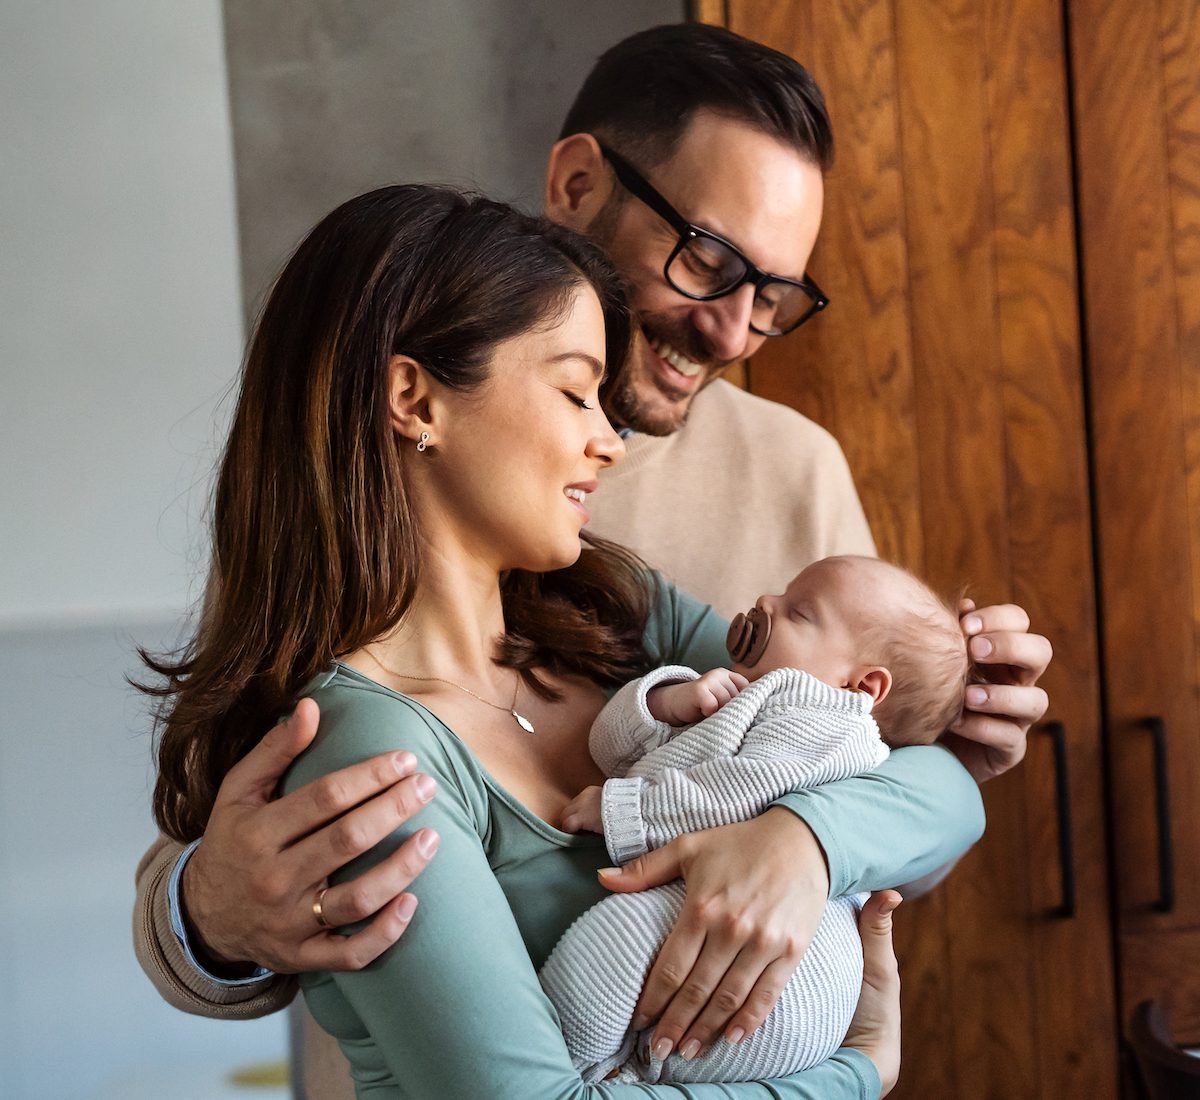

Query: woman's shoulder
[[283, 664, 487, 818], [640, 570, 731, 672]]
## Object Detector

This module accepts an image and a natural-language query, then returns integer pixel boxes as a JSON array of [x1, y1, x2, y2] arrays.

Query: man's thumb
[[225, 698, 321, 802], [597, 846, 682, 893]]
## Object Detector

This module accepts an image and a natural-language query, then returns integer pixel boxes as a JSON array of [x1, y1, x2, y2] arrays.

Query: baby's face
[[729, 556, 906, 688]]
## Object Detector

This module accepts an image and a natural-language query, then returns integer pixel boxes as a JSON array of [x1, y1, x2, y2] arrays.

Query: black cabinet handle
[[1144, 717, 1175, 913], [1044, 721, 1076, 918]]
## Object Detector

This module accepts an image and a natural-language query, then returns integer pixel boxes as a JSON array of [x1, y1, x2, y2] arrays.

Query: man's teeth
[[564, 488, 587, 504], [648, 336, 702, 378]]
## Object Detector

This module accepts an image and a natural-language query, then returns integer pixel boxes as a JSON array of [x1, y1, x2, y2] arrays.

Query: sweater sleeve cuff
[[602, 776, 648, 864], [634, 664, 700, 741], [168, 840, 273, 987]]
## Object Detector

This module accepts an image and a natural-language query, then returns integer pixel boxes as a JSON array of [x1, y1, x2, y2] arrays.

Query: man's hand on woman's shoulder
[[946, 599, 1052, 783], [181, 698, 440, 975]]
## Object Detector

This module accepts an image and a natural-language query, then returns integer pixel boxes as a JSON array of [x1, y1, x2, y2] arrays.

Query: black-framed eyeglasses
[[598, 142, 829, 336]]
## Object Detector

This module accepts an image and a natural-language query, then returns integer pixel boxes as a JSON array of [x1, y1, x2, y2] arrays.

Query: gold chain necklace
[[370, 656, 535, 733]]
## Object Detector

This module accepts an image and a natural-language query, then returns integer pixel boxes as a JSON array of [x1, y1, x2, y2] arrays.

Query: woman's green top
[[284, 579, 985, 1099]]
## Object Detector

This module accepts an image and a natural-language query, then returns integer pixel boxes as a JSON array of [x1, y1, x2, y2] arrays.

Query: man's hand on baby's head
[[948, 598, 1052, 783], [561, 785, 605, 834], [648, 669, 749, 726]]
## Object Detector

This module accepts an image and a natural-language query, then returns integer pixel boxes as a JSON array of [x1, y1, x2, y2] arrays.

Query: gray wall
[[224, 0, 685, 318]]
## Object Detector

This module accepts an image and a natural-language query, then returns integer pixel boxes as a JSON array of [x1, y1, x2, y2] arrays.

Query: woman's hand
[[946, 600, 1052, 783], [597, 805, 829, 1061], [843, 891, 902, 1096]]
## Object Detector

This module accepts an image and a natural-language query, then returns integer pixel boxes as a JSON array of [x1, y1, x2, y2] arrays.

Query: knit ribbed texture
[[541, 667, 889, 1084]]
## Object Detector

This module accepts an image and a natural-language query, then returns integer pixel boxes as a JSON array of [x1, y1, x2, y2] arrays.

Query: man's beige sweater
[[132, 380, 874, 1099]]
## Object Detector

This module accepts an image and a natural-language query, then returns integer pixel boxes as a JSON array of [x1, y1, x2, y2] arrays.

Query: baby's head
[[727, 555, 968, 746]]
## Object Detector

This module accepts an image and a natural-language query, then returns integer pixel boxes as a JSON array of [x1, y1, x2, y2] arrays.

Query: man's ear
[[848, 666, 892, 705], [387, 355, 435, 446], [544, 132, 615, 231]]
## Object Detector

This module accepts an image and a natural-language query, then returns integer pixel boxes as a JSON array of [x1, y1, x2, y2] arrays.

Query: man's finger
[[294, 892, 420, 973], [967, 631, 1053, 682], [961, 682, 1049, 725], [314, 827, 440, 929], [284, 767, 436, 879], [261, 751, 424, 850], [219, 698, 323, 807], [959, 602, 1030, 637]]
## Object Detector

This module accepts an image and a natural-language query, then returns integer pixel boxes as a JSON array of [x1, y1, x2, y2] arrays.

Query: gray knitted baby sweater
[[539, 665, 889, 1085]]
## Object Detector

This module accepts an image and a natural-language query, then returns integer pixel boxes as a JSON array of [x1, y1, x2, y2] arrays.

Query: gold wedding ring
[[313, 886, 332, 930]]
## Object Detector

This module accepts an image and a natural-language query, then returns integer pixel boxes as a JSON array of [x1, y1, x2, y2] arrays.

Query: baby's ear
[[849, 666, 892, 705]]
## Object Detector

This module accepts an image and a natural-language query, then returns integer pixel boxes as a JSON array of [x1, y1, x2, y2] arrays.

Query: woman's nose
[[588, 414, 626, 467]]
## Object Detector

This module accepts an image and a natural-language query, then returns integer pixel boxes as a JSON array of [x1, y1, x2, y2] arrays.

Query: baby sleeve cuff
[[602, 776, 648, 864]]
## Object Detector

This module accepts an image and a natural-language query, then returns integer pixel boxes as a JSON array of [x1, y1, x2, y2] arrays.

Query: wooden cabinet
[[1071, 0, 1200, 1050], [697, 0, 1199, 1094]]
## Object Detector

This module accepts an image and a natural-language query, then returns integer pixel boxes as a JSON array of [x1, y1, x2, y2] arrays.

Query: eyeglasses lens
[[667, 236, 817, 335]]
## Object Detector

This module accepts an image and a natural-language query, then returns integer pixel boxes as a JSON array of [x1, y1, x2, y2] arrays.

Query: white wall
[[0, 0, 245, 628], [0, 4, 286, 1097]]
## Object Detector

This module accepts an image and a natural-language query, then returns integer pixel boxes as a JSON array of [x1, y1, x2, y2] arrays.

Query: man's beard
[[603, 315, 732, 437]]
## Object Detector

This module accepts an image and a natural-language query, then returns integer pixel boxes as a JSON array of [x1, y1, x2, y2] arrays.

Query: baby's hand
[[561, 785, 604, 834], [647, 668, 749, 726]]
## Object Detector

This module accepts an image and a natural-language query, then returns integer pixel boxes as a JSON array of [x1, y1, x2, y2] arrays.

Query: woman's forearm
[[769, 744, 986, 897]]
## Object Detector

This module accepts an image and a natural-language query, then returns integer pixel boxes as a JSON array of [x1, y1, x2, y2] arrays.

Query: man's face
[[586, 111, 825, 435]]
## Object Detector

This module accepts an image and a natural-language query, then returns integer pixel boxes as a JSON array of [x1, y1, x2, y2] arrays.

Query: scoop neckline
[[331, 662, 605, 850]]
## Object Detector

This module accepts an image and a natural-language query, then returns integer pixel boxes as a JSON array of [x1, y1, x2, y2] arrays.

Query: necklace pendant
[[512, 710, 535, 734]]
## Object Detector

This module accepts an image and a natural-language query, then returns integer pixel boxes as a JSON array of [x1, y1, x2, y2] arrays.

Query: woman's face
[[428, 285, 625, 573]]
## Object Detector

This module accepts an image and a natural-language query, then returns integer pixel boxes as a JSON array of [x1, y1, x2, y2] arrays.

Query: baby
[[538, 555, 968, 1085]]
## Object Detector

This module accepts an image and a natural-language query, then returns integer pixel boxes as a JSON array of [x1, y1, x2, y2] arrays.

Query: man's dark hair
[[559, 22, 833, 171]]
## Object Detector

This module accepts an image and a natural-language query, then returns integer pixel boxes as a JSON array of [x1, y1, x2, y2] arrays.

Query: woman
[[145, 185, 917, 1097]]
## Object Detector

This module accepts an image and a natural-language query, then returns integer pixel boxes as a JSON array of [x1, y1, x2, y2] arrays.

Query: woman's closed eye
[[564, 391, 595, 410]]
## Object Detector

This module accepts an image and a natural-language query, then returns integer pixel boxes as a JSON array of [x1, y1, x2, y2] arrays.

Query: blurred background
[[0, 3, 679, 1097]]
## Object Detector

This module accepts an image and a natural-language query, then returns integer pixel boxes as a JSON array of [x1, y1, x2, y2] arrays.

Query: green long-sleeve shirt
[[284, 580, 985, 1098]]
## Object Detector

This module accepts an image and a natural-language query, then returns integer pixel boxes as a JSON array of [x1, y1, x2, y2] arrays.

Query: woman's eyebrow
[[550, 351, 606, 383]]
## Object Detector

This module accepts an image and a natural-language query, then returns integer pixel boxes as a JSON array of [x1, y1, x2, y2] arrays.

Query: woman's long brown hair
[[140, 186, 652, 843]]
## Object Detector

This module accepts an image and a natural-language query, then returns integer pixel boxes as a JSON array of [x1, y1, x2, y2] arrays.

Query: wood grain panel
[[892, 2, 1040, 1096], [1071, 0, 1200, 1045], [1120, 928, 1200, 1044], [981, 0, 1118, 1093], [1071, 0, 1200, 921]]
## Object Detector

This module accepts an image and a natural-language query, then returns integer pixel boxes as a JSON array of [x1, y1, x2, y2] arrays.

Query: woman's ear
[[387, 355, 435, 447], [848, 666, 892, 705], [544, 132, 615, 231]]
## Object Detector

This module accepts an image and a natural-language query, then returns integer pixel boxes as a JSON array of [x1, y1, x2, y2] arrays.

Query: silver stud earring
[[416, 431, 429, 453]]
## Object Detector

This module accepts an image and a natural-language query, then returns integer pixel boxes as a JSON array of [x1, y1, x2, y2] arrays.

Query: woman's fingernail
[[396, 894, 418, 921], [679, 1039, 700, 1060], [726, 1026, 745, 1044], [597, 866, 621, 879], [970, 636, 994, 659], [965, 686, 988, 707], [415, 774, 437, 801], [653, 1037, 674, 1061], [417, 829, 440, 857], [963, 615, 983, 635], [631, 1014, 650, 1031]]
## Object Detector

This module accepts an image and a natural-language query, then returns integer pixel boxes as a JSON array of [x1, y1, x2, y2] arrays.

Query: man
[[135, 24, 1049, 1097]]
